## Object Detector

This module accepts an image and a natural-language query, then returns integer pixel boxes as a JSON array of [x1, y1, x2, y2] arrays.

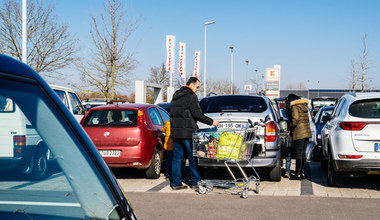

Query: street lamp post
[[203, 21, 215, 98], [317, 80, 320, 97], [255, 70, 258, 94], [307, 80, 310, 99], [245, 60, 249, 94], [22, 0, 27, 64], [229, 46, 234, 94]]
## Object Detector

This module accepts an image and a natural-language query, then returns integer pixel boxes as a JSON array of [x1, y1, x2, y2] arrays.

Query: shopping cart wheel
[[254, 184, 260, 194], [240, 189, 249, 199], [198, 185, 207, 194]]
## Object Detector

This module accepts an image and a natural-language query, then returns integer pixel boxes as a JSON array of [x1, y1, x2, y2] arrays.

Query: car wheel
[[327, 152, 342, 187], [32, 150, 49, 180], [145, 150, 161, 179], [268, 159, 281, 182]]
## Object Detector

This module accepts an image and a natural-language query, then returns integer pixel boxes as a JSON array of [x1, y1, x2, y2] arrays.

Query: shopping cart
[[192, 125, 262, 198]]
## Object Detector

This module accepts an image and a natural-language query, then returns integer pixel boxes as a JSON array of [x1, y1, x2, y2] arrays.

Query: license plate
[[99, 150, 121, 157], [375, 143, 380, 152], [218, 123, 244, 129]]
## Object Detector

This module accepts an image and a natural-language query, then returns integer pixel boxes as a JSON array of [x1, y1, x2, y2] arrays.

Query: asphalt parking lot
[[115, 160, 380, 198]]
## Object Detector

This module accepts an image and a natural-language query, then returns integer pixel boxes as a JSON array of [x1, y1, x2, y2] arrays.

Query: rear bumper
[[335, 159, 380, 172], [197, 149, 280, 168]]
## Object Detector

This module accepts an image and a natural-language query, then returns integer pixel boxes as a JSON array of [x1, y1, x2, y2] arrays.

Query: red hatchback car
[[81, 103, 170, 179]]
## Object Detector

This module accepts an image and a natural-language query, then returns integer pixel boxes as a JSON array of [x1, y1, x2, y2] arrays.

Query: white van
[[0, 96, 52, 180], [49, 84, 85, 122]]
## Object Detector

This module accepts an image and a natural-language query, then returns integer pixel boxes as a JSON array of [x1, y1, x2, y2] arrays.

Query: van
[[0, 96, 52, 180], [49, 84, 86, 122]]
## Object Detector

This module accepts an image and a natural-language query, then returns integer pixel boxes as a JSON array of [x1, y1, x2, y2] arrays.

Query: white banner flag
[[166, 35, 175, 73], [178, 42, 186, 81], [193, 51, 200, 78]]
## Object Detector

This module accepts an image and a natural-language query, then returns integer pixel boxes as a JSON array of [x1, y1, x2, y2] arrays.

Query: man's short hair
[[186, 77, 200, 86]]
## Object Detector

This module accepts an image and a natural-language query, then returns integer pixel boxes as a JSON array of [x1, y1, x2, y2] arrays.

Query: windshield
[[200, 96, 268, 113], [0, 77, 120, 219], [312, 99, 336, 109]]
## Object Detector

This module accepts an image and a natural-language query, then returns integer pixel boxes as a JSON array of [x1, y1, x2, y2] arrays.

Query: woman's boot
[[291, 159, 301, 180]]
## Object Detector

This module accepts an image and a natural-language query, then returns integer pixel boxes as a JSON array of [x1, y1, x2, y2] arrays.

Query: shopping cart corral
[[192, 125, 264, 198]]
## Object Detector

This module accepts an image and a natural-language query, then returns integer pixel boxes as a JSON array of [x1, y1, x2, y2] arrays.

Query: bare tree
[[285, 82, 307, 90], [359, 34, 370, 92], [76, 0, 138, 99], [145, 63, 169, 103], [347, 59, 358, 91], [200, 78, 240, 95], [0, 0, 77, 78]]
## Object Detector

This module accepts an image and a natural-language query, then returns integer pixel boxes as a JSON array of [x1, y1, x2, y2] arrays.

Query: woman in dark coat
[[286, 94, 312, 180]]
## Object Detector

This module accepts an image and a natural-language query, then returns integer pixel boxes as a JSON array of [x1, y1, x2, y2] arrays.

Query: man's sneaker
[[172, 185, 187, 190]]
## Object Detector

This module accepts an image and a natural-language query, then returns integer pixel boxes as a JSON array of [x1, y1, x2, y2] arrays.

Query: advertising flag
[[166, 35, 175, 73], [193, 51, 200, 78], [178, 42, 186, 81]]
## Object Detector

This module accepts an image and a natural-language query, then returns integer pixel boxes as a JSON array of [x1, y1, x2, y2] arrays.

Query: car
[[197, 95, 286, 181], [50, 84, 86, 122], [312, 106, 335, 161], [0, 54, 136, 219], [81, 103, 170, 179], [0, 96, 53, 180], [82, 99, 107, 111], [310, 97, 337, 118], [321, 92, 380, 186], [157, 102, 170, 113]]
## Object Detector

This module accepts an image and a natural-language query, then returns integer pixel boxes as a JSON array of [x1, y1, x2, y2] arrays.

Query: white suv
[[321, 92, 380, 186]]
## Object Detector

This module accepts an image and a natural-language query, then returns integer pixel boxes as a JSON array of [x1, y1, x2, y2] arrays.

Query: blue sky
[[52, 0, 380, 94]]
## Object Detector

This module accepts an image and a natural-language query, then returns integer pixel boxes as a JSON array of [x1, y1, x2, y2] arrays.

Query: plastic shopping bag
[[216, 132, 244, 160]]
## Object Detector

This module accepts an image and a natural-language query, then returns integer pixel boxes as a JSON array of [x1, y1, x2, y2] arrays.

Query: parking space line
[[301, 162, 313, 195], [147, 179, 170, 192]]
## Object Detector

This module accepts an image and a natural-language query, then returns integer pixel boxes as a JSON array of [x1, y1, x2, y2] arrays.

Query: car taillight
[[338, 154, 363, 159], [339, 121, 367, 131], [137, 110, 146, 126], [14, 135, 26, 146], [266, 121, 277, 142], [14, 135, 26, 156]]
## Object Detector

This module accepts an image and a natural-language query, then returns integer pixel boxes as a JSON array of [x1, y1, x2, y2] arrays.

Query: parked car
[[50, 84, 86, 122], [81, 103, 170, 179], [312, 106, 335, 161], [310, 97, 337, 118], [0, 54, 136, 219], [197, 95, 286, 181], [157, 102, 170, 113], [82, 100, 107, 111], [321, 92, 380, 186]]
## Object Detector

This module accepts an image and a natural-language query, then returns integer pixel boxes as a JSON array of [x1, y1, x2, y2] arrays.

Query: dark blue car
[[313, 106, 335, 159]]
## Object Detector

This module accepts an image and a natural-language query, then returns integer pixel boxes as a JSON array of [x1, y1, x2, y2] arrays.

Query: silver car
[[321, 92, 380, 186], [197, 95, 284, 181]]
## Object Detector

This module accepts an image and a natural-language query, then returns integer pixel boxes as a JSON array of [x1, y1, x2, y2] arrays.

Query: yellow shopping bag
[[216, 132, 244, 160]]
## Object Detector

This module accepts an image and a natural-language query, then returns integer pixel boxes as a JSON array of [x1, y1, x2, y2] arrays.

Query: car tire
[[32, 150, 49, 180], [145, 150, 161, 179], [327, 152, 342, 187], [268, 159, 281, 182]]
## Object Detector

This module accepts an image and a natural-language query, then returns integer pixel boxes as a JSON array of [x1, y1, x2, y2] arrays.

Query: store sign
[[266, 68, 280, 82]]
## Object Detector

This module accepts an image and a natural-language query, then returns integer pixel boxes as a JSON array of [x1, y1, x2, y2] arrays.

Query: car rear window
[[200, 96, 268, 113], [349, 99, 380, 118], [83, 109, 137, 127]]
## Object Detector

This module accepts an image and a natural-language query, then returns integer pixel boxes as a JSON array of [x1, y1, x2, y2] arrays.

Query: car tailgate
[[84, 127, 141, 147], [351, 121, 380, 152]]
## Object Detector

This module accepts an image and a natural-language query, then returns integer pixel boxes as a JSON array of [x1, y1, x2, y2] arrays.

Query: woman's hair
[[285, 93, 300, 115]]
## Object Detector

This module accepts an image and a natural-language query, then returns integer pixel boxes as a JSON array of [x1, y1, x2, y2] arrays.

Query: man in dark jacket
[[170, 77, 219, 190]]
